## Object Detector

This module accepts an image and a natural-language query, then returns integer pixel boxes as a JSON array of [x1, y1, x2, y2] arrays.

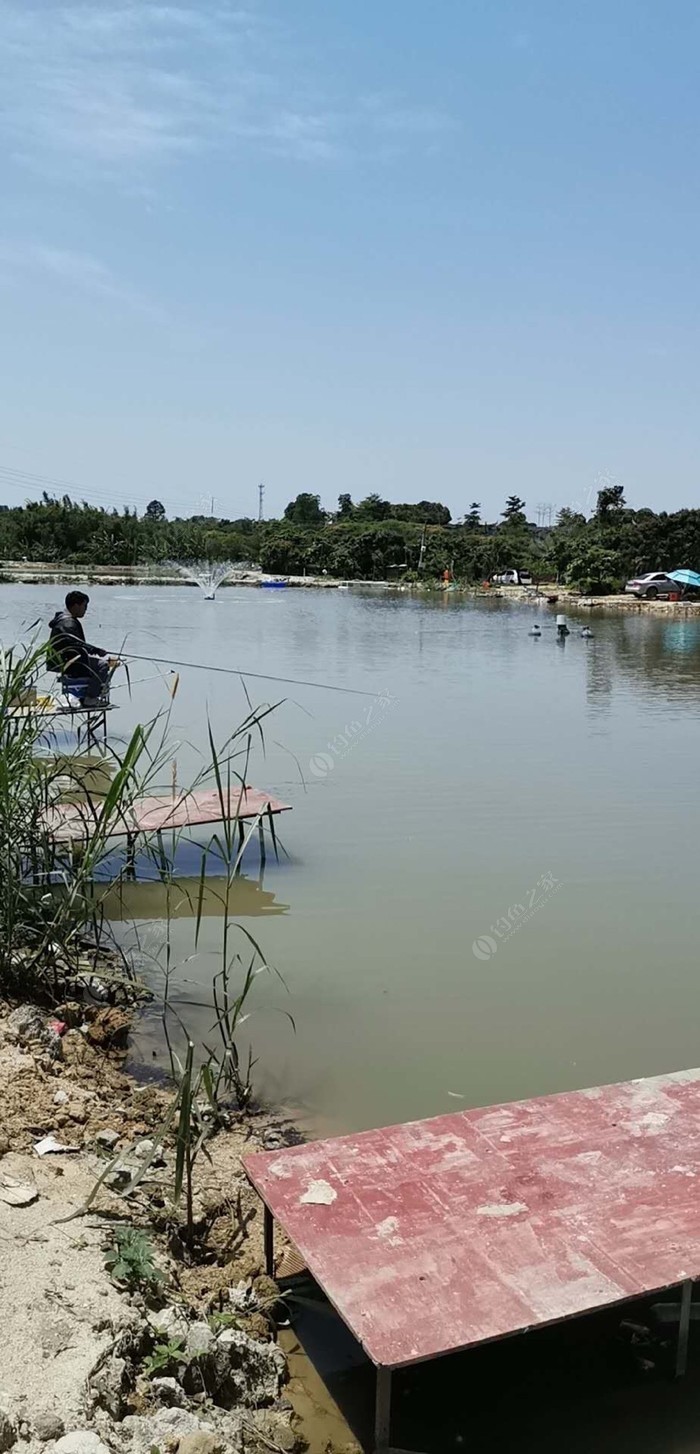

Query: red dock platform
[[49, 786, 291, 868], [245, 1068, 700, 1452]]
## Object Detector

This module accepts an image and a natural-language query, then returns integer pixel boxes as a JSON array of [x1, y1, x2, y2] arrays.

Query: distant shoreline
[[2, 563, 700, 613], [0, 562, 352, 589]]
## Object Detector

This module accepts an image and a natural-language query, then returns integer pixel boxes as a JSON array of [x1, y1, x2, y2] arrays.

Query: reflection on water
[[104, 872, 289, 921], [48, 752, 115, 801], [6, 583, 700, 1137], [598, 611, 700, 698]]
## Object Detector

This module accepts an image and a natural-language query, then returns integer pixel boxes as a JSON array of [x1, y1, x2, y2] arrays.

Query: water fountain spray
[[166, 560, 241, 599]]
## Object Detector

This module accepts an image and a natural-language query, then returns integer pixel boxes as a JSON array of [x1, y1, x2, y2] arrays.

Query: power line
[[0, 462, 139, 510], [0, 458, 148, 506]]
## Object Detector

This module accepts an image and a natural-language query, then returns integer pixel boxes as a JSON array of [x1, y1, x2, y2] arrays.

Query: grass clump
[[143, 1338, 188, 1379], [105, 1226, 165, 1293], [0, 640, 171, 1002]]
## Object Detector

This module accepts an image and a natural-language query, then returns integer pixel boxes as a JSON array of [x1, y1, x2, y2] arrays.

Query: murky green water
[[5, 583, 700, 1135]]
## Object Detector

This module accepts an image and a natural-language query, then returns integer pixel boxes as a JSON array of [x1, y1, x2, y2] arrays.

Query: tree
[[566, 542, 622, 593], [502, 495, 526, 520], [466, 502, 481, 529], [337, 493, 354, 519], [556, 507, 586, 529], [354, 494, 391, 522], [596, 484, 626, 520], [145, 499, 166, 521], [283, 493, 325, 526], [392, 501, 451, 525]]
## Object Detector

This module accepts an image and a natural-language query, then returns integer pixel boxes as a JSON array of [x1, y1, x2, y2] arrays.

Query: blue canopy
[[669, 569, 700, 588]]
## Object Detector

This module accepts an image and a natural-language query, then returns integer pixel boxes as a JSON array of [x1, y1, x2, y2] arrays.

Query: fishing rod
[[110, 650, 383, 699]]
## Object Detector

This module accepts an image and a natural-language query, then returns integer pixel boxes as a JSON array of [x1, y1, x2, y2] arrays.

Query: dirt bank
[[577, 592, 700, 614], [490, 585, 700, 615], [0, 1005, 345, 1454]]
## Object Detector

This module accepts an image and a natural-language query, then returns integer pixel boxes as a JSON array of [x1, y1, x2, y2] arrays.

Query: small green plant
[[105, 1226, 165, 1292], [143, 1338, 187, 1379], [208, 1309, 242, 1332]]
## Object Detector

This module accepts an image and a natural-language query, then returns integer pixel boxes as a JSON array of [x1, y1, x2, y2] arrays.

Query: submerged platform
[[245, 1068, 700, 1450]]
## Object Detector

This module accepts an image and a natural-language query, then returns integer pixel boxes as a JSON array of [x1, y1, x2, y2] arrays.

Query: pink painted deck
[[245, 1069, 700, 1370], [49, 786, 291, 841]]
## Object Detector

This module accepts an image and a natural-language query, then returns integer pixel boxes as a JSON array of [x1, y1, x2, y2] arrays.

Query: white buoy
[[556, 613, 570, 638], [529, 624, 542, 637], [581, 626, 593, 638]]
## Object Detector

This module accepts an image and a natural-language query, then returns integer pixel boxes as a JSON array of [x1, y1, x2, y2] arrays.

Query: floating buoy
[[529, 624, 542, 637], [581, 626, 593, 639]]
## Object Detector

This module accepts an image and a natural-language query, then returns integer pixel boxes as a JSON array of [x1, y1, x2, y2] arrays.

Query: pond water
[[4, 582, 700, 1136]]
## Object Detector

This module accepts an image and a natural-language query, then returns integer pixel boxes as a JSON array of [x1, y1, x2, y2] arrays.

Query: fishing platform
[[7, 696, 114, 747], [245, 1067, 700, 1453], [48, 785, 291, 872]]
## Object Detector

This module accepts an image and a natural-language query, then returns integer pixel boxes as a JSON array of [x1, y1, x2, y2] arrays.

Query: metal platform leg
[[86, 711, 105, 750], [267, 806, 279, 861], [375, 1367, 392, 1452], [676, 1279, 693, 1378], [264, 1205, 274, 1277], [374, 1365, 425, 1454]]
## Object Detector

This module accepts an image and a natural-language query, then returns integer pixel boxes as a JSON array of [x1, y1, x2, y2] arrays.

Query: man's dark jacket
[[48, 610, 106, 680]]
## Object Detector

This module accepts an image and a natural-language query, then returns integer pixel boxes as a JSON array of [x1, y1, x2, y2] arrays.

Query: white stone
[[94, 1130, 119, 1150], [54, 1434, 110, 1454], [147, 1305, 189, 1342], [0, 1182, 39, 1207], [185, 1323, 214, 1360]]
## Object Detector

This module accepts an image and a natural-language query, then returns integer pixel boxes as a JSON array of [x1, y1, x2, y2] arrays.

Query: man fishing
[[48, 591, 119, 702]]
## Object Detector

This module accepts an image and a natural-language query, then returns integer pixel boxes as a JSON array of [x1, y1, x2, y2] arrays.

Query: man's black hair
[[65, 590, 89, 610]]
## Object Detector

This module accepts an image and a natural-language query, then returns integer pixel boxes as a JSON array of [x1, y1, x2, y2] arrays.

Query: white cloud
[[0, 2, 451, 175], [0, 240, 162, 316]]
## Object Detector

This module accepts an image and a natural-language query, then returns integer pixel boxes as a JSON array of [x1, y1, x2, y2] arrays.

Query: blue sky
[[0, 1, 698, 521]]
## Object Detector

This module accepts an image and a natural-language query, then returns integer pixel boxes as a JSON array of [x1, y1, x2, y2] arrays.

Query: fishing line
[[109, 650, 383, 699], [110, 673, 174, 692]]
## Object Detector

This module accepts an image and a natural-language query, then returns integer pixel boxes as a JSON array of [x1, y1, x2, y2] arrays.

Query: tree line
[[0, 485, 698, 590]]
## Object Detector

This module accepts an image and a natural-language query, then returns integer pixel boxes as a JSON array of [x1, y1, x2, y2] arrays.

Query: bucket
[[61, 678, 91, 702]]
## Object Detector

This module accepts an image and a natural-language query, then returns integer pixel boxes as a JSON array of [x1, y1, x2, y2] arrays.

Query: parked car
[[494, 569, 532, 585], [625, 572, 678, 599]]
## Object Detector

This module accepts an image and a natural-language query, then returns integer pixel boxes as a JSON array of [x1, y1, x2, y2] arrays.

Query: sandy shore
[[0, 1004, 356, 1454]]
